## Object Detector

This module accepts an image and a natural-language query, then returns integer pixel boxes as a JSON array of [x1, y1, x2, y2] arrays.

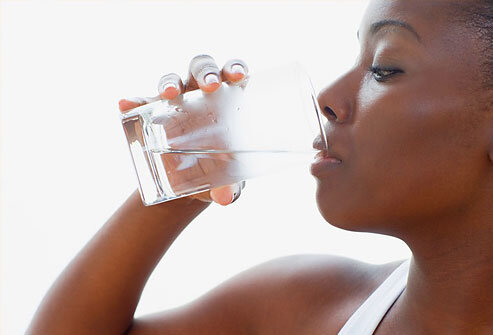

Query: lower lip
[[310, 154, 342, 176]]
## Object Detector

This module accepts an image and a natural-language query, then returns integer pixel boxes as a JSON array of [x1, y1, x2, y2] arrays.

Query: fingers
[[157, 73, 184, 100], [186, 54, 223, 94], [155, 55, 249, 101], [221, 59, 248, 83], [190, 181, 246, 205], [120, 55, 248, 112], [120, 73, 185, 111], [118, 96, 159, 113], [210, 181, 246, 206], [210, 184, 237, 206]]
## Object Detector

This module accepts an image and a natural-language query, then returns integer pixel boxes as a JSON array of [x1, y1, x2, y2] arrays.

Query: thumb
[[210, 182, 245, 206]]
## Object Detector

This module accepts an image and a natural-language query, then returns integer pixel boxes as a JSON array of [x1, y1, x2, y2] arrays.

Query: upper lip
[[312, 135, 343, 161]]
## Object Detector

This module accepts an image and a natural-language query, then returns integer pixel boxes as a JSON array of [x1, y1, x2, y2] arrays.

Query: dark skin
[[27, 0, 493, 334]]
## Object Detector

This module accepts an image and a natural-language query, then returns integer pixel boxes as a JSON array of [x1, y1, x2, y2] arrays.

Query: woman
[[27, 0, 493, 334]]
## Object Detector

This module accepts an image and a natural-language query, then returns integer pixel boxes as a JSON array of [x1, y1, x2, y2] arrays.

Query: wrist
[[124, 189, 211, 225]]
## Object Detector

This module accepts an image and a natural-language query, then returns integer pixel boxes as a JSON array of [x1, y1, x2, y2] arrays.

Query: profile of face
[[314, 0, 493, 235]]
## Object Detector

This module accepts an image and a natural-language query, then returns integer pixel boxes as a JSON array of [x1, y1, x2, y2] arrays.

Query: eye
[[369, 66, 404, 82]]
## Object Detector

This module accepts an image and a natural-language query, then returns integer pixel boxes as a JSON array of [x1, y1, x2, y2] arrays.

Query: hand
[[119, 55, 248, 206]]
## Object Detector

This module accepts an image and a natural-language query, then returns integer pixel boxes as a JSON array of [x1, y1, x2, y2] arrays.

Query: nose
[[317, 70, 356, 124]]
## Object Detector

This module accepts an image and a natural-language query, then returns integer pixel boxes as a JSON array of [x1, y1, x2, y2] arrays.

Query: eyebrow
[[357, 19, 422, 43]]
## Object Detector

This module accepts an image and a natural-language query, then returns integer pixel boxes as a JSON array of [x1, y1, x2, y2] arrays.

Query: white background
[[0, 1, 411, 334]]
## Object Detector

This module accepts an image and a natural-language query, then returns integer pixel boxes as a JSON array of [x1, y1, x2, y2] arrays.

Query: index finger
[[118, 96, 158, 113]]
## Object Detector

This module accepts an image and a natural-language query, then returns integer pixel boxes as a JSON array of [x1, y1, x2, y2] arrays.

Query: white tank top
[[338, 259, 411, 335]]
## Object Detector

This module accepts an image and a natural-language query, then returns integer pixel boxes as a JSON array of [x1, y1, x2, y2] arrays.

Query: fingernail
[[163, 82, 177, 91], [231, 64, 245, 75], [159, 82, 177, 94], [231, 190, 241, 204], [204, 73, 220, 85], [162, 83, 179, 99], [230, 184, 242, 204]]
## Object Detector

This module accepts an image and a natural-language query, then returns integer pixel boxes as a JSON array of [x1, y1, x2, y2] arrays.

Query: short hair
[[450, 1, 493, 90]]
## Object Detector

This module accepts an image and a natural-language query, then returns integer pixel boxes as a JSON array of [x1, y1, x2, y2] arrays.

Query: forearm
[[27, 190, 210, 335]]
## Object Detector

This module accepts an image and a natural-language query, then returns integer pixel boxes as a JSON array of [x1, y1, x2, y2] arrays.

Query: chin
[[316, 191, 404, 237], [315, 186, 378, 233], [318, 207, 367, 232], [316, 187, 355, 230]]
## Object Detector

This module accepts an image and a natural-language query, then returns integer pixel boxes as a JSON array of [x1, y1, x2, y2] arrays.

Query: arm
[[26, 190, 211, 335], [26, 188, 379, 335], [27, 55, 250, 335]]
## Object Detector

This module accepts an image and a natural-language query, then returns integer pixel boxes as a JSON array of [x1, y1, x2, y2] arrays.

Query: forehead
[[358, 0, 481, 60], [359, 0, 468, 42]]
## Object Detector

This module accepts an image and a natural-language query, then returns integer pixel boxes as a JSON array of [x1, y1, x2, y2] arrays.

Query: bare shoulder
[[127, 254, 405, 335], [244, 254, 406, 334]]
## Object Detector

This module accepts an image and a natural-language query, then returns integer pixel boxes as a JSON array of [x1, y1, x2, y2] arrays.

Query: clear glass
[[120, 62, 328, 206]]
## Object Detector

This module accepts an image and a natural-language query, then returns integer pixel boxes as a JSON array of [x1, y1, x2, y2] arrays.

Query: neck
[[395, 192, 493, 334]]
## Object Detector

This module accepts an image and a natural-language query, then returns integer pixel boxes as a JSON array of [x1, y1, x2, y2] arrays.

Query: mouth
[[313, 150, 342, 164], [311, 134, 343, 176], [312, 135, 342, 163], [310, 149, 343, 177]]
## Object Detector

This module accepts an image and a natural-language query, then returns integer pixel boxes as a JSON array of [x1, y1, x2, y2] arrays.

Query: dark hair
[[458, 1, 493, 90]]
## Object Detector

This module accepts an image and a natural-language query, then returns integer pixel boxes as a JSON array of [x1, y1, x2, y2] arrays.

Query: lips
[[314, 150, 342, 163], [312, 135, 342, 162], [310, 150, 342, 176]]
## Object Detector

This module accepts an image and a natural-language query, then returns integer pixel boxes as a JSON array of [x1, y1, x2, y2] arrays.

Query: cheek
[[319, 82, 486, 229], [364, 86, 484, 218]]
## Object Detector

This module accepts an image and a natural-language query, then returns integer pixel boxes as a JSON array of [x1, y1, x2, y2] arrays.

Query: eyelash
[[369, 66, 404, 82]]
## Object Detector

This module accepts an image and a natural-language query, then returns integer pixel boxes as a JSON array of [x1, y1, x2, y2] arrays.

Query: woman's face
[[314, 0, 492, 234]]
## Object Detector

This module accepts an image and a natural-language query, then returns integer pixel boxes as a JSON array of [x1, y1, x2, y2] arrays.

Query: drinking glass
[[120, 62, 328, 206]]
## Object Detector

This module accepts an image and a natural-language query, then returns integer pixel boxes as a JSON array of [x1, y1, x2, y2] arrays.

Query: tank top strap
[[338, 259, 411, 335]]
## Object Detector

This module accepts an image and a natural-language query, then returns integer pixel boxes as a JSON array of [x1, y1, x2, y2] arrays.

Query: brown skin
[[27, 0, 493, 334], [316, 0, 493, 333]]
